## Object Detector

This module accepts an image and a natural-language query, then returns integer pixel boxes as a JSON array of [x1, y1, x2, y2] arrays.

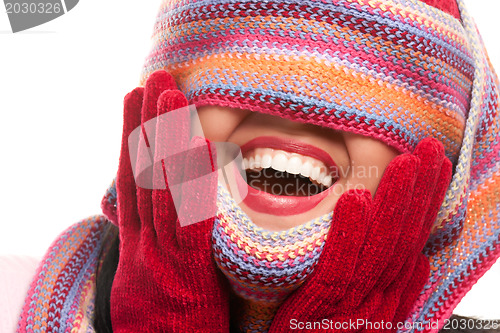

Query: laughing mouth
[[243, 148, 335, 196], [239, 137, 338, 197]]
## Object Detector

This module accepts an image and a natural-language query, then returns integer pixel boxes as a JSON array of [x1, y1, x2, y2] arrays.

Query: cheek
[[346, 163, 385, 194], [197, 106, 251, 142], [342, 133, 400, 195]]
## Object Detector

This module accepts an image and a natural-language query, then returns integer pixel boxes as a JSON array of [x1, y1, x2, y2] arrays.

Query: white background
[[0, 0, 499, 319]]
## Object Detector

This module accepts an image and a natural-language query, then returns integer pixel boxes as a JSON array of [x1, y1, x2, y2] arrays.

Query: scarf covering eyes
[[140, 0, 500, 328], [212, 184, 332, 332]]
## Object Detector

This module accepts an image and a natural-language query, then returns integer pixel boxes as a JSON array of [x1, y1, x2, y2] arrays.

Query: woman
[[16, 0, 500, 332]]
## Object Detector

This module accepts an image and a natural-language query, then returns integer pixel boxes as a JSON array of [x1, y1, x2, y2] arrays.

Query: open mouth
[[243, 148, 334, 196], [233, 136, 339, 216]]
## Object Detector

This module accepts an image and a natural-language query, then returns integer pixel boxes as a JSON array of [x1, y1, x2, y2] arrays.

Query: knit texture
[[100, 178, 117, 225], [212, 185, 332, 332], [16, 216, 116, 333], [140, 0, 500, 331], [407, 1, 500, 329], [141, 0, 474, 165]]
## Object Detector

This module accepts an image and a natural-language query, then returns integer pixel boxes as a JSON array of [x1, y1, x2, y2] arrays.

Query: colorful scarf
[[141, 0, 473, 164], [16, 216, 116, 333], [141, 0, 500, 330], [212, 185, 332, 332], [17, 1, 500, 332]]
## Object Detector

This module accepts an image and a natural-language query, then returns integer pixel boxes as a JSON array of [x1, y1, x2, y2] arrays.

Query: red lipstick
[[240, 136, 337, 170], [233, 136, 337, 216], [236, 173, 333, 216]]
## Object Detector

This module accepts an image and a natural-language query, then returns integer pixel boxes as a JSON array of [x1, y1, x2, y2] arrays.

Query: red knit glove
[[269, 138, 452, 332], [111, 70, 230, 332]]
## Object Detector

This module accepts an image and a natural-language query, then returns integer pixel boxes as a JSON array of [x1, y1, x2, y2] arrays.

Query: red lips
[[240, 136, 338, 170], [235, 136, 337, 216]]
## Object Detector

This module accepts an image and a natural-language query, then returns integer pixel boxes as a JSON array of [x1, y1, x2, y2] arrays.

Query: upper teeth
[[242, 148, 334, 187]]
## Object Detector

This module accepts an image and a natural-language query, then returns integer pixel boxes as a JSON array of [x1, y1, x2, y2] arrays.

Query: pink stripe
[[148, 31, 471, 109], [159, 0, 468, 51], [151, 2, 472, 71]]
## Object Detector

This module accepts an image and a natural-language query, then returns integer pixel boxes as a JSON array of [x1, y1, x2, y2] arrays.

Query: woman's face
[[198, 105, 399, 231]]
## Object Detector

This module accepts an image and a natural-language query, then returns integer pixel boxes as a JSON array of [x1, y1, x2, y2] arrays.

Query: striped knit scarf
[[16, 216, 116, 333], [212, 185, 332, 332], [141, 0, 500, 331]]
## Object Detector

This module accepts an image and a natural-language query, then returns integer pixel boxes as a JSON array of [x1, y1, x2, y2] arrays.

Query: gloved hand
[[111, 70, 230, 332], [269, 138, 452, 332]]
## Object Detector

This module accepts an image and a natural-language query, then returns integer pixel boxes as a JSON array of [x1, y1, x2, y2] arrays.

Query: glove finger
[[393, 254, 430, 325], [373, 139, 448, 291], [368, 257, 418, 331], [312, 189, 372, 304], [154, 89, 190, 191], [374, 139, 446, 293], [401, 138, 446, 249], [134, 71, 177, 190], [153, 89, 189, 244], [136, 71, 177, 237], [416, 156, 452, 252], [116, 87, 144, 236], [347, 154, 419, 305], [175, 136, 218, 251], [277, 189, 372, 316]]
